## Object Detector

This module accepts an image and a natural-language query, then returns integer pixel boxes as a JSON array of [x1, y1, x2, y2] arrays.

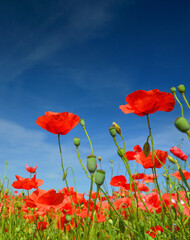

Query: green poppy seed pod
[[168, 155, 176, 164], [66, 214, 72, 222], [109, 126, 117, 137], [112, 122, 121, 134], [80, 119, 85, 126], [87, 155, 97, 173], [95, 170, 105, 187], [170, 87, 176, 93], [74, 137, 80, 147], [117, 148, 125, 157], [174, 117, 190, 133], [143, 142, 150, 157], [62, 171, 67, 181], [177, 202, 184, 216], [177, 84, 185, 94]]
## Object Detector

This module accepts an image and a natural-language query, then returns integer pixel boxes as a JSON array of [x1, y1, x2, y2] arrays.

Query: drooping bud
[[87, 155, 97, 173], [108, 219, 113, 225], [170, 87, 176, 93], [112, 122, 121, 134], [143, 142, 150, 157], [109, 126, 117, 137], [168, 156, 176, 164], [74, 137, 80, 147], [174, 117, 190, 133], [95, 170, 106, 187], [80, 119, 85, 127], [177, 84, 185, 94], [117, 148, 125, 157]]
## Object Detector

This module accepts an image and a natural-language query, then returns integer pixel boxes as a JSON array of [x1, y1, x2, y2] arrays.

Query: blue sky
[[0, 0, 189, 195]]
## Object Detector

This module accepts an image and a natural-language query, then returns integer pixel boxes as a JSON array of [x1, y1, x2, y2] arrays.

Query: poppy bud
[[87, 155, 97, 173], [80, 119, 85, 127], [62, 171, 67, 181], [143, 142, 150, 157], [98, 156, 101, 162], [95, 170, 105, 187], [168, 156, 176, 164], [170, 87, 176, 93], [74, 137, 80, 147], [117, 148, 125, 157], [66, 214, 72, 222], [171, 206, 177, 220], [108, 219, 113, 225], [109, 126, 117, 137], [5, 188, 9, 195], [162, 174, 169, 180], [177, 202, 184, 216], [112, 122, 121, 134], [174, 117, 190, 133], [177, 84, 185, 94], [185, 191, 190, 200], [16, 227, 20, 233]]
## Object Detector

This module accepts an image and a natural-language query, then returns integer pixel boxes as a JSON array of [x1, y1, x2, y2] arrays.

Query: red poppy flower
[[171, 170, 190, 180], [110, 175, 127, 187], [37, 221, 49, 231], [135, 150, 168, 169], [26, 164, 37, 173], [142, 174, 158, 183], [170, 146, 188, 161], [125, 151, 136, 160], [133, 145, 142, 152], [146, 226, 164, 239], [119, 89, 175, 116], [25, 189, 65, 210], [36, 111, 80, 135], [132, 173, 147, 180], [12, 174, 43, 190]]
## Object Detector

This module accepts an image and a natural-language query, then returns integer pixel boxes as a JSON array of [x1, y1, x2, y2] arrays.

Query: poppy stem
[[82, 125, 93, 155], [58, 134, 76, 221], [173, 92, 184, 117], [182, 92, 190, 110]]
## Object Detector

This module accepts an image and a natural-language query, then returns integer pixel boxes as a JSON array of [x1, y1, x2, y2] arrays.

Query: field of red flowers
[[0, 86, 190, 239]]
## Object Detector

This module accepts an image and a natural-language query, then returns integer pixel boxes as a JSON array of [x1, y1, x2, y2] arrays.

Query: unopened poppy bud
[[174, 117, 190, 133], [117, 148, 125, 157], [62, 171, 67, 181], [80, 119, 85, 127], [112, 122, 121, 134], [170, 87, 176, 93], [98, 156, 101, 162], [162, 174, 169, 180], [143, 142, 150, 157], [186, 191, 190, 200], [108, 219, 113, 225], [177, 202, 184, 216], [5, 188, 9, 195], [168, 156, 175, 164], [16, 227, 20, 233], [95, 170, 105, 187], [87, 155, 97, 173], [66, 214, 72, 222], [109, 126, 117, 137], [177, 84, 185, 94], [74, 137, 80, 147]]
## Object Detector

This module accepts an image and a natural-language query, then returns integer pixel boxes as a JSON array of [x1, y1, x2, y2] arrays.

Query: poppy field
[[0, 85, 190, 240]]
